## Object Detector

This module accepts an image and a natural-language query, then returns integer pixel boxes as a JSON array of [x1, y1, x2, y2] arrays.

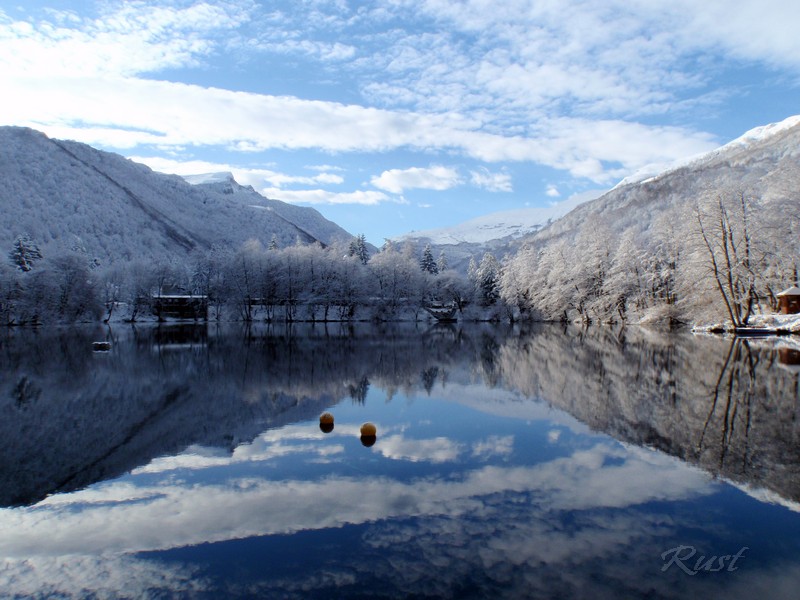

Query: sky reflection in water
[[1, 324, 799, 599]]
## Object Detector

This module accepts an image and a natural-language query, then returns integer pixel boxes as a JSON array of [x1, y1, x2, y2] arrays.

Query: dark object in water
[[92, 341, 112, 352]]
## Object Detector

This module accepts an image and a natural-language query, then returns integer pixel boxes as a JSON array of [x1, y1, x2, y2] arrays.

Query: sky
[[1, 1, 799, 246]]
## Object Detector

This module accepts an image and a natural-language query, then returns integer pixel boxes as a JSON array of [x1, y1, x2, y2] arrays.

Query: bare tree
[[694, 192, 761, 328]]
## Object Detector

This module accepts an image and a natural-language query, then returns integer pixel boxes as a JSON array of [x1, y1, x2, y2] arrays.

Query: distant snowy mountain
[[393, 190, 603, 274], [398, 191, 602, 246], [0, 127, 353, 268]]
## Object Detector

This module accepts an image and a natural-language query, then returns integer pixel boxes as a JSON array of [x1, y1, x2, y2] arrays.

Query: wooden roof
[[777, 286, 800, 297]]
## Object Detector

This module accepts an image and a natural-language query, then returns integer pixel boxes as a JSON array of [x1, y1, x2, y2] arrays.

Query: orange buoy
[[360, 422, 377, 446], [319, 412, 335, 433]]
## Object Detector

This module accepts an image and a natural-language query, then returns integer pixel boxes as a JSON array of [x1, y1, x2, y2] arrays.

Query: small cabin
[[777, 286, 800, 314], [152, 294, 208, 320]]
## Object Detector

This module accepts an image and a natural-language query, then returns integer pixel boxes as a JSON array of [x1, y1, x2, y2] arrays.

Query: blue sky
[[1, 0, 799, 245]]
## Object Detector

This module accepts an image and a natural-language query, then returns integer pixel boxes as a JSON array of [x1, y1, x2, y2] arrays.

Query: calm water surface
[[1, 323, 799, 599]]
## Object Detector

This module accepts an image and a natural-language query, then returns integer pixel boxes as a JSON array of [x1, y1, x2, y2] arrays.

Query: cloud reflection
[[377, 435, 464, 463], [0, 442, 711, 559]]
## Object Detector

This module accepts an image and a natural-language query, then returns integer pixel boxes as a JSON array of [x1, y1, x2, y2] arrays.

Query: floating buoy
[[360, 422, 377, 447], [319, 412, 334, 433]]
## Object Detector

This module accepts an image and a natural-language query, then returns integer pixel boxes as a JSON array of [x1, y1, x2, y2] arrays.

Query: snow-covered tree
[[349, 234, 370, 265], [9, 234, 43, 272], [691, 192, 762, 327], [0, 262, 22, 324], [437, 251, 448, 273], [51, 253, 100, 321], [192, 245, 231, 320], [432, 269, 472, 313], [369, 245, 424, 317], [228, 240, 263, 321], [120, 261, 155, 322], [474, 253, 500, 306], [420, 244, 438, 275]]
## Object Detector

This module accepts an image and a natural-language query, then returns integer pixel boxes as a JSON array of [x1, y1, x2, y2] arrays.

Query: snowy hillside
[[500, 114, 800, 325], [614, 114, 800, 188], [397, 190, 602, 245], [0, 127, 353, 268], [183, 171, 359, 248], [534, 114, 800, 246]]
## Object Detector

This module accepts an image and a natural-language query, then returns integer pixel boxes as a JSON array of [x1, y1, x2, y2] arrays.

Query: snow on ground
[[692, 312, 800, 334]]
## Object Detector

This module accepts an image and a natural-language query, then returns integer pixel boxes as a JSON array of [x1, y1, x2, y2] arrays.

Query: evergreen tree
[[420, 244, 438, 274], [9, 234, 43, 272], [437, 251, 448, 273], [355, 234, 370, 265], [268, 234, 279, 251], [476, 253, 500, 306], [467, 257, 478, 283]]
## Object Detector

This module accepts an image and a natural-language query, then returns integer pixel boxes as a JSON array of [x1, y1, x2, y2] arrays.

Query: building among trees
[[777, 286, 800, 314]]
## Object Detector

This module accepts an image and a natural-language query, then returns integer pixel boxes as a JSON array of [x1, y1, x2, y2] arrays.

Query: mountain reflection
[[0, 322, 507, 506], [2, 323, 800, 599], [1, 323, 799, 507]]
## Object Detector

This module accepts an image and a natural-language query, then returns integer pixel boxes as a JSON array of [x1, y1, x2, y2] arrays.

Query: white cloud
[[249, 38, 356, 61], [374, 0, 800, 122], [469, 167, 512, 192], [4, 0, 797, 188], [0, 3, 723, 185], [371, 165, 462, 194], [260, 187, 398, 206], [305, 164, 345, 172], [546, 184, 561, 198], [0, 2, 248, 78], [128, 156, 344, 188]]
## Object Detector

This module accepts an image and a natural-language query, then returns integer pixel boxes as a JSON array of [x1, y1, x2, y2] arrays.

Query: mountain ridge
[[0, 127, 353, 269]]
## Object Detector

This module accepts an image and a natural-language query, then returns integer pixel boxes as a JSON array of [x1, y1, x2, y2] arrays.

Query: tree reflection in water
[[0, 323, 799, 599]]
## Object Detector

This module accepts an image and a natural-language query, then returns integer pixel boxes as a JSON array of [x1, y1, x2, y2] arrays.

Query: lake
[[1, 323, 799, 599]]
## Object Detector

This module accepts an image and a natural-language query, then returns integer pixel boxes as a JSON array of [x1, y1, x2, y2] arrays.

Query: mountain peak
[[614, 114, 800, 190], [183, 172, 236, 185]]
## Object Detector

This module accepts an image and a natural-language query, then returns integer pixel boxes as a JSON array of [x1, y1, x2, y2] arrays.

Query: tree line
[[498, 189, 799, 327], [0, 235, 505, 325], [4, 189, 795, 328]]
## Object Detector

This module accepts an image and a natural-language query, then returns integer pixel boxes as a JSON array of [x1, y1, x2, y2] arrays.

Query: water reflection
[[494, 328, 800, 503], [1, 324, 799, 598]]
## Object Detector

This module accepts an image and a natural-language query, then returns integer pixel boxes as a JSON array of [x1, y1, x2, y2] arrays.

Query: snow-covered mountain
[[0, 127, 353, 268], [397, 190, 602, 246], [530, 114, 800, 247], [499, 114, 800, 325], [393, 189, 603, 273], [613, 114, 800, 189]]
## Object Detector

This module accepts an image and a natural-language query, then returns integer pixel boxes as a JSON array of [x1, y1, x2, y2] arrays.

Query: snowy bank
[[692, 313, 800, 335]]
